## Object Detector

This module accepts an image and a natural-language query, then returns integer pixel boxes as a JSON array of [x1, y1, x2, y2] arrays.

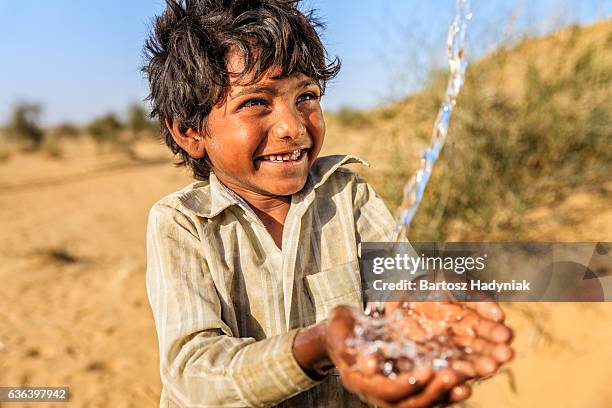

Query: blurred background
[[0, 1, 610, 407]]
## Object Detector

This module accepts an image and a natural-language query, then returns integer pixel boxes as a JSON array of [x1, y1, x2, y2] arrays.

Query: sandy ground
[[0, 139, 610, 407]]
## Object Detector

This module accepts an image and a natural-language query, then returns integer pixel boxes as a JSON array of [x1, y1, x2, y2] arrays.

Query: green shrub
[[42, 134, 62, 158], [334, 106, 373, 128], [0, 148, 11, 163], [88, 113, 122, 144], [126, 103, 157, 137], [87, 112, 142, 158], [6, 102, 44, 149], [54, 122, 81, 139]]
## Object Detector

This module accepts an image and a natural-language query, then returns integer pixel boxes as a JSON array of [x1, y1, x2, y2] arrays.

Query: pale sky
[[0, 0, 609, 125]]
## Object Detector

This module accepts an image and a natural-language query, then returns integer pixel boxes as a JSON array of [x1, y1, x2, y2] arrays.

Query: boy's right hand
[[324, 304, 511, 408]]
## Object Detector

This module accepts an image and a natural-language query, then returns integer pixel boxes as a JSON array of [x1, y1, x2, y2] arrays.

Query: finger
[[470, 338, 495, 355], [331, 349, 355, 373], [341, 365, 434, 402], [329, 305, 357, 327], [451, 312, 479, 337], [475, 319, 513, 343], [409, 301, 455, 316], [385, 299, 406, 316], [394, 316, 428, 341], [384, 301, 404, 316], [326, 306, 357, 352], [452, 334, 476, 347], [449, 383, 472, 402], [464, 302, 505, 322], [492, 344, 514, 363], [470, 338, 514, 364], [396, 368, 466, 408], [451, 360, 476, 378], [355, 353, 381, 377], [467, 355, 499, 377]]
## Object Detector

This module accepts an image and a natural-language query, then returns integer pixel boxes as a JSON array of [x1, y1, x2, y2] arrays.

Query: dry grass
[[325, 20, 612, 241]]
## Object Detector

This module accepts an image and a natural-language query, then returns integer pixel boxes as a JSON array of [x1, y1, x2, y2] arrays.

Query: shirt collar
[[306, 154, 368, 190], [178, 154, 369, 219]]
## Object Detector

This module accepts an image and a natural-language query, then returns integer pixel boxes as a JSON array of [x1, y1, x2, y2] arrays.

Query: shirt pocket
[[303, 260, 363, 323]]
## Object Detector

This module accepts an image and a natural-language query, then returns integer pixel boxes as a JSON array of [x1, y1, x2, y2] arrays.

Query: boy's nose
[[269, 106, 305, 141]]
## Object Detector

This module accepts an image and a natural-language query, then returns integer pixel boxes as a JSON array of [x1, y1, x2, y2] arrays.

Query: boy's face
[[198, 52, 325, 198]]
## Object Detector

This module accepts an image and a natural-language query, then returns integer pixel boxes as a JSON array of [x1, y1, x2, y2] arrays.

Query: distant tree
[[54, 122, 81, 138], [87, 113, 123, 146], [87, 112, 141, 158], [42, 134, 62, 158], [6, 102, 44, 149], [126, 103, 156, 137]]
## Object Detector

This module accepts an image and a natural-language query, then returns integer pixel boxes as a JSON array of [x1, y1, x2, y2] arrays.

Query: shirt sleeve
[[145, 203, 319, 408]]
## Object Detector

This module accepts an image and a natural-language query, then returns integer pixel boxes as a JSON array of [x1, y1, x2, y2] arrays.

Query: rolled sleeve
[[229, 328, 319, 407]]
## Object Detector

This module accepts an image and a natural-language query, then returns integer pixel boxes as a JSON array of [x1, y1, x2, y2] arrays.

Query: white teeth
[[260, 149, 304, 162]]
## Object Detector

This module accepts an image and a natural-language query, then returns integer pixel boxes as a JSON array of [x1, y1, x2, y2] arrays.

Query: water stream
[[350, 0, 474, 377]]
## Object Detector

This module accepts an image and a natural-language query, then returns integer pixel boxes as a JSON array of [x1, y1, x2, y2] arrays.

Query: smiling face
[[193, 52, 325, 200]]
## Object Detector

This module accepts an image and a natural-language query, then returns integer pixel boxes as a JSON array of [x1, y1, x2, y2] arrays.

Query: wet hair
[[142, 0, 340, 179]]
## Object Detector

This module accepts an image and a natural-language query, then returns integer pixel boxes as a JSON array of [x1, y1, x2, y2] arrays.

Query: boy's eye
[[239, 98, 267, 109], [297, 92, 320, 104]]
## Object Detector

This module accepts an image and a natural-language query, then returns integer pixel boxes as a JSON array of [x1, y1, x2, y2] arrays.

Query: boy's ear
[[164, 117, 206, 159]]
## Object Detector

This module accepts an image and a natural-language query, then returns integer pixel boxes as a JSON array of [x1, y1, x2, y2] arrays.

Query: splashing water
[[395, 0, 472, 236], [365, 0, 472, 317], [352, 0, 474, 377], [346, 303, 477, 378]]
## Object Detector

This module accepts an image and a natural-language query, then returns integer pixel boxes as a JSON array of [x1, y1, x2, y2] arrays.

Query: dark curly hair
[[142, 0, 340, 179]]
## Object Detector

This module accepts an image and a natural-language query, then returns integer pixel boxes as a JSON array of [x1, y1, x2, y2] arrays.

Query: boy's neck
[[244, 193, 291, 219], [226, 184, 291, 249]]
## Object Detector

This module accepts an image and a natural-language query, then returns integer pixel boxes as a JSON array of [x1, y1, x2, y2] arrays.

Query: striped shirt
[[146, 155, 400, 407]]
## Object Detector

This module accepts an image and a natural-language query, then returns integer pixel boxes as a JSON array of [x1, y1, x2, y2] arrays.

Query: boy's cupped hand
[[324, 302, 513, 408]]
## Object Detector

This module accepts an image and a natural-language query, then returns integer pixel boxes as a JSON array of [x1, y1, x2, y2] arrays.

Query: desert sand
[[0, 139, 610, 407]]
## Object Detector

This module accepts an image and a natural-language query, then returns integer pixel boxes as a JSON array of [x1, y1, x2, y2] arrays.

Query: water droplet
[[382, 360, 395, 376], [433, 358, 448, 371]]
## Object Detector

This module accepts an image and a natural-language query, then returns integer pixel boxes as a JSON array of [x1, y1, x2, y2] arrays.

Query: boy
[[143, 1, 513, 407]]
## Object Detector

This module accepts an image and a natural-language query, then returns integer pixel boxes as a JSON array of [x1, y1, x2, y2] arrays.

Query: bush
[[6, 102, 44, 149], [126, 103, 157, 137], [334, 106, 373, 128], [87, 113, 141, 157], [87, 113, 123, 146], [42, 134, 62, 158], [54, 122, 81, 139], [0, 148, 11, 163]]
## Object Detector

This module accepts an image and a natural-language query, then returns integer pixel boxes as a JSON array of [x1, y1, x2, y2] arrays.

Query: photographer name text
[[372, 279, 531, 292]]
